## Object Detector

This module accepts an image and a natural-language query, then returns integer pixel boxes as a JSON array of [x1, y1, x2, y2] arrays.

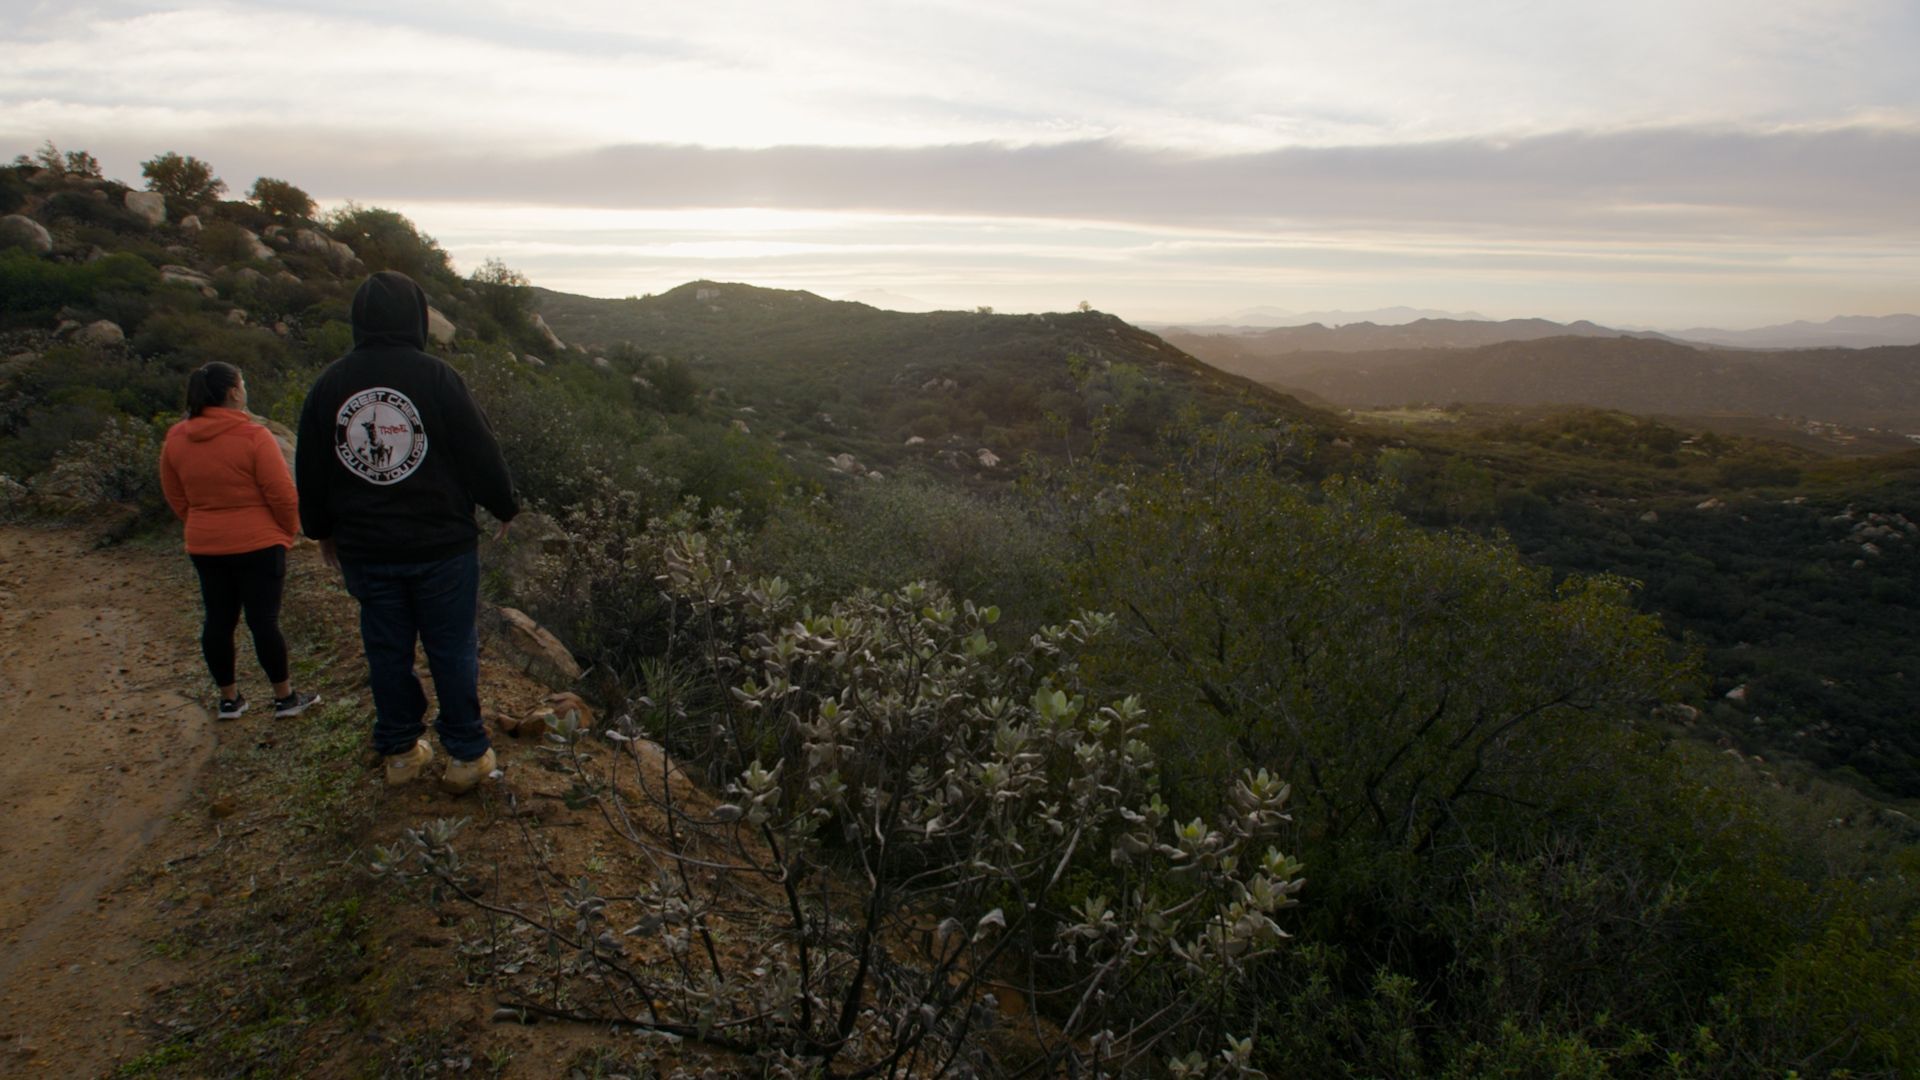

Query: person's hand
[[318, 537, 339, 571], [495, 519, 511, 542]]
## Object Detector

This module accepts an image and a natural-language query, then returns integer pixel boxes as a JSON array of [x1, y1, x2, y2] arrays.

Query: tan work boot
[[440, 747, 497, 794], [385, 741, 433, 785]]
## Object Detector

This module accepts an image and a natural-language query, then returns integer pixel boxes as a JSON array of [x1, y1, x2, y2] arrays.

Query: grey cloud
[[206, 125, 1920, 237]]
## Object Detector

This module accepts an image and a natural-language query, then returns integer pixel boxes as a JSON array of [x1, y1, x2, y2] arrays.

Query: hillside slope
[[536, 281, 1331, 469]]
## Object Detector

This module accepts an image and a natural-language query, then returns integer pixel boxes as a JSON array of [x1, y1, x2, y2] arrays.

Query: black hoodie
[[296, 271, 518, 562]]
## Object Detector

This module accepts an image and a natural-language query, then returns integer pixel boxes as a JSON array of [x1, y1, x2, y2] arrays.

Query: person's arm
[[254, 426, 301, 539], [293, 386, 333, 541], [439, 364, 520, 523], [158, 438, 189, 522]]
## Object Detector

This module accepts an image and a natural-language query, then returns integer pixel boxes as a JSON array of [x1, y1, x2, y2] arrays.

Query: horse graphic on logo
[[360, 418, 392, 468]]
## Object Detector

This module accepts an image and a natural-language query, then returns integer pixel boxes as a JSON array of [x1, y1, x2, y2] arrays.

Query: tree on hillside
[[322, 203, 451, 281], [248, 177, 315, 222], [63, 148, 102, 179], [468, 256, 532, 327], [140, 152, 226, 203], [18, 141, 102, 180]]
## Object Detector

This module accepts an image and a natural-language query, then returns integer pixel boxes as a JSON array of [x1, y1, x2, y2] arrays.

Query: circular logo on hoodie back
[[334, 387, 428, 485]]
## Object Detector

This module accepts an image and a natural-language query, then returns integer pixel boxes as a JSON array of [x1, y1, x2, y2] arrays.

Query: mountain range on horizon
[[1163, 317, 1683, 359], [1158, 310, 1920, 350], [1163, 304, 1492, 328], [1669, 313, 1920, 350], [838, 288, 941, 313], [841, 297, 1920, 350]]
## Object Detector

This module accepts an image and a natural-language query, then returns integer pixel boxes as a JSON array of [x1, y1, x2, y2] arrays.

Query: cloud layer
[[5, 2, 1918, 324], [217, 127, 1914, 238]]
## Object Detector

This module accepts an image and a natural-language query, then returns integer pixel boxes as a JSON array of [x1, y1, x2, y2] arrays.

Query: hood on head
[[183, 407, 251, 442], [351, 270, 429, 350]]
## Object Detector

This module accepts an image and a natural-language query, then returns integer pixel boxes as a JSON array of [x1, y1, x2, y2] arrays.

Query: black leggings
[[190, 546, 290, 687]]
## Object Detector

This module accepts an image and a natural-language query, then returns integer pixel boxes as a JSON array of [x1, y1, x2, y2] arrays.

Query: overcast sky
[[5, 0, 1918, 326]]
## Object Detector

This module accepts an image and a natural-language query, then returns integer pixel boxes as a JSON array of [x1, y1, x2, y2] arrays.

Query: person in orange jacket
[[159, 361, 320, 720]]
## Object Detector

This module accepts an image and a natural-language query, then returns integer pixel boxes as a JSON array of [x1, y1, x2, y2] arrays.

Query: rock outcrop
[[427, 306, 457, 346], [255, 414, 296, 469], [0, 215, 52, 255], [532, 313, 567, 353], [73, 320, 125, 348], [159, 264, 216, 295], [239, 229, 274, 262], [123, 191, 166, 227], [486, 606, 583, 688], [292, 229, 360, 274]]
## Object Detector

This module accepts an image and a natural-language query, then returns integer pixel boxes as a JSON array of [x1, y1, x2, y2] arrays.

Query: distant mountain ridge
[[839, 288, 939, 313], [1158, 310, 1920, 351], [1262, 336, 1920, 430], [1670, 313, 1920, 350], [1163, 317, 1680, 370], [1168, 304, 1490, 329]]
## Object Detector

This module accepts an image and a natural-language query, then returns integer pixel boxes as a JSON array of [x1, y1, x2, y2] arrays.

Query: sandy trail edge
[[0, 525, 215, 1074]]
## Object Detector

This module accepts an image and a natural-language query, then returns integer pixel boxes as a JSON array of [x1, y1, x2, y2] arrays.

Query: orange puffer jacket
[[159, 408, 300, 555]]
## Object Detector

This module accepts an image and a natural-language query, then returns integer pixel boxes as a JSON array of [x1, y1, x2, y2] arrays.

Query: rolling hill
[[534, 281, 1331, 470]]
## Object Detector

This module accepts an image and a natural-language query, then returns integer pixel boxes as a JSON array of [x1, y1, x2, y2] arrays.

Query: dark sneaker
[[273, 690, 321, 718], [216, 694, 247, 720]]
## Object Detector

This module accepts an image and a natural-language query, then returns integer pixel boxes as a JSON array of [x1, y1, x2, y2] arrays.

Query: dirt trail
[[0, 525, 214, 1074]]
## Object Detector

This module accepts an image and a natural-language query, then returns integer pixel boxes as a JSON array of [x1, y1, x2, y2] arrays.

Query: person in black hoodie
[[297, 271, 519, 793]]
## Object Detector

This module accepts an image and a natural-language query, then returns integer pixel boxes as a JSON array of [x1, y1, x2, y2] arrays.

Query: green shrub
[[44, 190, 144, 231], [646, 417, 798, 524], [0, 249, 157, 321], [198, 219, 265, 264], [36, 414, 163, 511], [754, 475, 1067, 634], [388, 516, 1305, 1075], [321, 204, 451, 282], [0, 167, 26, 213], [1, 401, 110, 477]]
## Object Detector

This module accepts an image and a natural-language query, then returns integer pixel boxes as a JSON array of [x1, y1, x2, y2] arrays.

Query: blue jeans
[[339, 549, 491, 762]]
